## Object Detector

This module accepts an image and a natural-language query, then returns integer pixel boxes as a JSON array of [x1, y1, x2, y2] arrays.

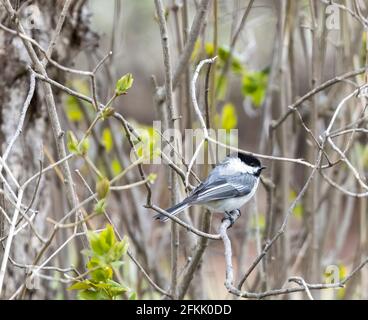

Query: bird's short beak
[[257, 166, 266, 176]]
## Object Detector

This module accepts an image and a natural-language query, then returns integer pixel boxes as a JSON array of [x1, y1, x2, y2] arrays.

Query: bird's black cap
[[237, 153, 261, 167]]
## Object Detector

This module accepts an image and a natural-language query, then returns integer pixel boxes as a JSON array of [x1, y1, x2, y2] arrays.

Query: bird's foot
[[222, 209, 241, 228]]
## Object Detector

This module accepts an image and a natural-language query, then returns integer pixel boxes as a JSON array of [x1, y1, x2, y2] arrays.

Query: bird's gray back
[[188, 172, 257, 204]]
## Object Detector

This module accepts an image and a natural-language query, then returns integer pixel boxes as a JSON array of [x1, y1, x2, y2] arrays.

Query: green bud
[[94, 199, 107, 214], [79, 138, 90, 156], [66, 131, 79, 154], [115, 73, 134, 96], [96, 177, 110, 200], [101, 106, 115, 120]]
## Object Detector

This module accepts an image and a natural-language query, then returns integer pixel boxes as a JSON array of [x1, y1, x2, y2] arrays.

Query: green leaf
[[88, 225, 116, 258], [293, 203, 303, 219], [107, 279, 128, 292], [103, 224, 116, 248], [109, 286, 128, 297], [218, 46, 230, 63], [135, 126, 160, 161], [289, 190, 303, 219], [64, 79, 91, 121], [129, 292, 137, 300], [205, 42, 214, 56], [241, 70, 268, 107], [88, 232, 105, 256], [78, 289, 111, 300], [86, 256, 100, 269], [100, 280, 128, 298], [111, 159, 122, 175], [66, 132, 89, 156], [102, 128, 113, 153], [93, 282, 112, 290], [115, 73, 134, 96], [242, 72, 260, 92], [112, 237, 129, 260], [65, 96, 83, 122], [68, 280, 92, 291], [231, 58, 244, 74], [217, 46, 244, 74], [74, 225, 131, 300], [221, 103, 237, 130], [100, 224, 116, 253], [90, 266, 113, 282]]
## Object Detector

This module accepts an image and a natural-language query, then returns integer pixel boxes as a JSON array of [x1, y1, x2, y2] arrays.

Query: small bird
[[154, 153, 266, 224]]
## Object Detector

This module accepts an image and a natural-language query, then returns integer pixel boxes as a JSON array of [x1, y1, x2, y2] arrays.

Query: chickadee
[[154, 153, 266, 224]]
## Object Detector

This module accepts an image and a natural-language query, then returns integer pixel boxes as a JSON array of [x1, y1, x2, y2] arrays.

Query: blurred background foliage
[[65, 0, 366, 299]]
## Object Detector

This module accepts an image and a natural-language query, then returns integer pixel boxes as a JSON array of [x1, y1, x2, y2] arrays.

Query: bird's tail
[[154, 200, 190, 222]]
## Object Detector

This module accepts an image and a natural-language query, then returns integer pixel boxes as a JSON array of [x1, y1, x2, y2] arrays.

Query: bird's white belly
[[205, 196, 248, 212]]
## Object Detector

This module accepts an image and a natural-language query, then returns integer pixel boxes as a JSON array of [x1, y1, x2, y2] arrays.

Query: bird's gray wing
[[189, 173, 256, 204]]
